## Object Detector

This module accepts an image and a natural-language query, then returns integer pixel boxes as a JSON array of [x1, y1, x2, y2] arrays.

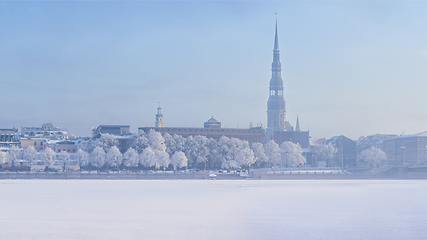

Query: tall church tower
[[155, 105, 164, 128], [267, 20, 286, 132]]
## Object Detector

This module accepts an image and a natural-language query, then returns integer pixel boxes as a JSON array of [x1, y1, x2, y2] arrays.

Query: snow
[[0, 180, 426, 240]]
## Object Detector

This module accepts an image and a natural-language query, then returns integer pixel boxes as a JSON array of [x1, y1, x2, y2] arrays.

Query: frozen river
[[1, 180, 426, 240]]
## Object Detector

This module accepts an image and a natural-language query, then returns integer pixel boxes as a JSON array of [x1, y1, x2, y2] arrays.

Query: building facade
[[92, 125, 130, 138], [0, 129, 21, 151], [20, 139, 47, 152], [139, 117, 265, 143], [21, 123, 75, 140], [382, 132, 427, 166]]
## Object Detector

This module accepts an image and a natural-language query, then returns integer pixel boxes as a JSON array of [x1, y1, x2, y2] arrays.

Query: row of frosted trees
[[75, 130, 307, 171], [1, 130, 307, 171], [0, 131, 388, 171]]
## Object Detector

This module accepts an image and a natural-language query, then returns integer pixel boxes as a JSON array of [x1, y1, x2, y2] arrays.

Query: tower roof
[[296, 115, 300, 132], [205, 116, 219, 123], [274, 21, 279, 52]]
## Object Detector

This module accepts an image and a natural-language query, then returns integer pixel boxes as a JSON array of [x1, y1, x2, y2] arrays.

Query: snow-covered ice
[[1, 180, 426, 240]]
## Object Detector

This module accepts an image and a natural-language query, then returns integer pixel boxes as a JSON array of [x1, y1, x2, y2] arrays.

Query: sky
[[1, 1, 426, 140]]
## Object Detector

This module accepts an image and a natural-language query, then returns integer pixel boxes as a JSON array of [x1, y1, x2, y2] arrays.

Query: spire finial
[[296, 115, 300, 132], [275, 12, 277, 21]]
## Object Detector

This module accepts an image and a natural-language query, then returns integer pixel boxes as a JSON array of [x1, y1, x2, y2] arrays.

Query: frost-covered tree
[[164, 133, 176, 155], [264, 140, 281, 166], [173, 134, 187, 153], [155, 150, 170, 171], [24, 145, 38, 166], [90, 147, 106, 169], [106, 146, 122, 171], [280, 141, 306, 167], [0, 152, 9, 165], [123, 147, 138, 169], [132, 130, 149, 154], [216, 136, 248, 169], [251, 142, 268, 167], [317, 143, 337, 167], [148, 130, 166, 151], [42, 147, 55, 168], [170, 151, 188, 171], [78, 138, 95, 153], [58, 151, 71, 171], [217, 136, 231, 165], [8, 146, 21, 167], [207, 138, 220, 169], [95, 134, 119, 153], [184, 135, 209, 169], [358, 146, 387, 167], [140, 147, 156, 169], [236, 147, 255, 168], [221, 160, 239, 169], [76, 149, 89, 171]]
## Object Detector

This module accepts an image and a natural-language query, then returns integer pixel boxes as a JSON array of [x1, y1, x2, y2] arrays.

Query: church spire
[[267, 18, 286, 132], [274, 20, 279, 52], [296, 115, 300, 132]]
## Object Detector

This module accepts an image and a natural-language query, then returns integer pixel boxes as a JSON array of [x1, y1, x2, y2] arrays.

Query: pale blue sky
[[1, 1, 426, 140]]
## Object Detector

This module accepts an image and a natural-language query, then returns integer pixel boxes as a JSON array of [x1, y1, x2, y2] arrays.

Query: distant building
[[92, 125, 130, 138], [139, 117, 265, 143], [325, 135, 357, 168], [272, 131, 310, 149], [155, 105, 164, 128], [204, 117, 221, 128], [356, 134, 398, 153], [21, 123, 75, 140], [20, 138, 47, 152], [0, 129, 21, 151], [382, 132, 427, 166]]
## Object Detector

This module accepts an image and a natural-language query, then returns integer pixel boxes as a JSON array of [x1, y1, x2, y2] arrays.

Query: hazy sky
[[1, 1, 426, 140]]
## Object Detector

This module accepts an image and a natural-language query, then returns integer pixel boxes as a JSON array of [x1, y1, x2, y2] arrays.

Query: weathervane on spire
[[275, 12, 277, 21]]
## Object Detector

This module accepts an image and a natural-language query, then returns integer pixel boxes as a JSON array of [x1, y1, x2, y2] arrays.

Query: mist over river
[[1, 180, 426, 240]]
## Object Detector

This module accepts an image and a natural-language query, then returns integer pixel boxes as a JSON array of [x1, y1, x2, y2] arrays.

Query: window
[[34, 142, 37, 145]]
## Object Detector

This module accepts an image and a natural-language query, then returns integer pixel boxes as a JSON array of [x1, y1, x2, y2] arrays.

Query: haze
[[1, 1, 426, 139]]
